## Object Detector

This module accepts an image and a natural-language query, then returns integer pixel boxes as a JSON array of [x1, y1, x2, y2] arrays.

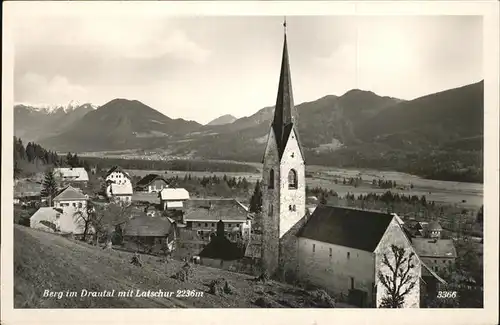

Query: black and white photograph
[[1, 1, 499, 323]]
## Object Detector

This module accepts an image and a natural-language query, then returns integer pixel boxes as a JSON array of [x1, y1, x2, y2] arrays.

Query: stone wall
[[374, 218, 421, 308]]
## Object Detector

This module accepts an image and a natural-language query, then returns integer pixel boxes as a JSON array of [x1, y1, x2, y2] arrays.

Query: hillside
[[14, 103, 96, 142], [14, 225, 336, 308], [41, 99, 202, 152], [206, 114, 237, 126]]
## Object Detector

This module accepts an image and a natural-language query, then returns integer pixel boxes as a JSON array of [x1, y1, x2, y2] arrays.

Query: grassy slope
[[14, 225, 324, 308]]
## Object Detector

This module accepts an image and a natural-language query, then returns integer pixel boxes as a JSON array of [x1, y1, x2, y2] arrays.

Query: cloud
[[15, 73, 88, 104]]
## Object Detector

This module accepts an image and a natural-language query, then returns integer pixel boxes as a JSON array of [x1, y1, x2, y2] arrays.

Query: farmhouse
[[258, 24, 426, 308], [104, 166, 133, 204], [183, 199, 252, 241], [53, 167, 89, 189], [135, 174, 169, 193], [122, 213, 176, 255], [159, 188, 190, 211], [411, 221, 457, 275]]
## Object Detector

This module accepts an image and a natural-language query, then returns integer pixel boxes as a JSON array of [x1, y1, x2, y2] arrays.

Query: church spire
[[271, 17, 303, 160]]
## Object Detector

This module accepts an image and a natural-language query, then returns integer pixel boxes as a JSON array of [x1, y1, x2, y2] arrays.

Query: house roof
[[183, 199, 249, 222], [123, 215, 174, 237], [30, 207, 61, 220], [53, 167, 89, 182], [53, 186, 87, 201], [132, 192, 160, 204], [298, 205, 394, 252], [411, 238, 457, 258], [199, 235, 246, 261], [135, 174, 167, 188], [160, 188, 189, 201], [105, 166, 131, 179], [427, 221, 443, 231], [110, 183, 133, 195]]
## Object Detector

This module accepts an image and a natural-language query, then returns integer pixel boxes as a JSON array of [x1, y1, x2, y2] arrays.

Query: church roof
[[297, 205, 394, 252], [266, 24, 305, 163]]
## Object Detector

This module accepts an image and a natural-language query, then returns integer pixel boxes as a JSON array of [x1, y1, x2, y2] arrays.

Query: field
[[126, 164, 483, 209], [14, 225, 348, 308]]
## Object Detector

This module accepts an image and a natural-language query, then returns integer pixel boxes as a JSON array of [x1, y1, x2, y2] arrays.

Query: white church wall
[[297, 237, 375, 301], [279, 128, 306, 238], [374, 218, 421, 308]]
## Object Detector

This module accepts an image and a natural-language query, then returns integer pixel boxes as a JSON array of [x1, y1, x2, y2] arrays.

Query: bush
[[307, 289, 336, 308], [172, 263, 194, 282]]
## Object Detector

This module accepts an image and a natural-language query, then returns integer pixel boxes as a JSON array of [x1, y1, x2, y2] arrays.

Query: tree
[[476, 205, 483, 224], [74, 201, 95, 242], [41, 170, 59, 206], [378, 244, 418, 308], [319, 192, 327, 205], [14, 161, 22, 180], [89, 203, 131, 245], [249, 180, 263, 213]]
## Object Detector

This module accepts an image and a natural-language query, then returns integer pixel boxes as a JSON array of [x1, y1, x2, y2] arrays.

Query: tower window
[[288, 169, 298, 189], [269, 169, 274, 189], [293, 205, 296, 211], [347, 252, 350, 259], [289, 205, 292, 211], [329, 247, 332, 257], [312, 244, 316, 253]]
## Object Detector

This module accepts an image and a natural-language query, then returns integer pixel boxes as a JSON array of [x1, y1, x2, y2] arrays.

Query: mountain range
[[206, 114, 237, 126], [14, 81, 484, 182]]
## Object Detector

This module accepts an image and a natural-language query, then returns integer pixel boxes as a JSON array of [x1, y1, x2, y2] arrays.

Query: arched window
[[269, 169, 274, 189], [288, 169, 298, 189]]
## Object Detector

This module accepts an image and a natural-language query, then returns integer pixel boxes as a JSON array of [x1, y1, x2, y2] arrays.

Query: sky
[[12, 9, 483, 124]]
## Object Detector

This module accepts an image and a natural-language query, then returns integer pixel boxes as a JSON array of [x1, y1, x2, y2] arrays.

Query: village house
[[105, 166, 133, 204], [134, 174, 169, 193], [159, 188, 190, 211], [410, 221, 457, 276], [183, 199, 252, 241], [45, 185, 88, 234], [53, 167, 89, 189], [121, 212, 176, 255]]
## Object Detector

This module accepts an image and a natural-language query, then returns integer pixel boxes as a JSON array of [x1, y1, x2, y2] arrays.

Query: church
[[260, 22, 421, 308]]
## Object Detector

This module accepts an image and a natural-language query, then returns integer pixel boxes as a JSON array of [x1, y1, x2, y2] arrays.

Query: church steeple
[[271, 18, 304, 161]]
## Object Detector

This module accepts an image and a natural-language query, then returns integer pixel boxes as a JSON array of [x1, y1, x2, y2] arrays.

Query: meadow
[[126, 164, 483, 209]]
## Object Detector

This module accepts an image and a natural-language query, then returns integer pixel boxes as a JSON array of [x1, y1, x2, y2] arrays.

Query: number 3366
[[437, 291, 457, 298]]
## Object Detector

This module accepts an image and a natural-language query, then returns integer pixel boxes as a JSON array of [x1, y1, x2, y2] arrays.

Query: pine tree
[[249, 180, 263, 213], [41, 170, 59, 206]]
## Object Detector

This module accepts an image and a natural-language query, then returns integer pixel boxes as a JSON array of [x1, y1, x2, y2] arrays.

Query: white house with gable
[[50, 185, 88, 234], [53, 167, 89, 189], [105, 166, 133, 204]]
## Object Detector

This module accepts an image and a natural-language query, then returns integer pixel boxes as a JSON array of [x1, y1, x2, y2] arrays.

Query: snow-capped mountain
[[14, 101, 99, 142], [15, 100, 99, 115]]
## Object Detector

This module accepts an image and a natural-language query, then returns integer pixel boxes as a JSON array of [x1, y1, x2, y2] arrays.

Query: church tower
[[261, 19, 306, 278]]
